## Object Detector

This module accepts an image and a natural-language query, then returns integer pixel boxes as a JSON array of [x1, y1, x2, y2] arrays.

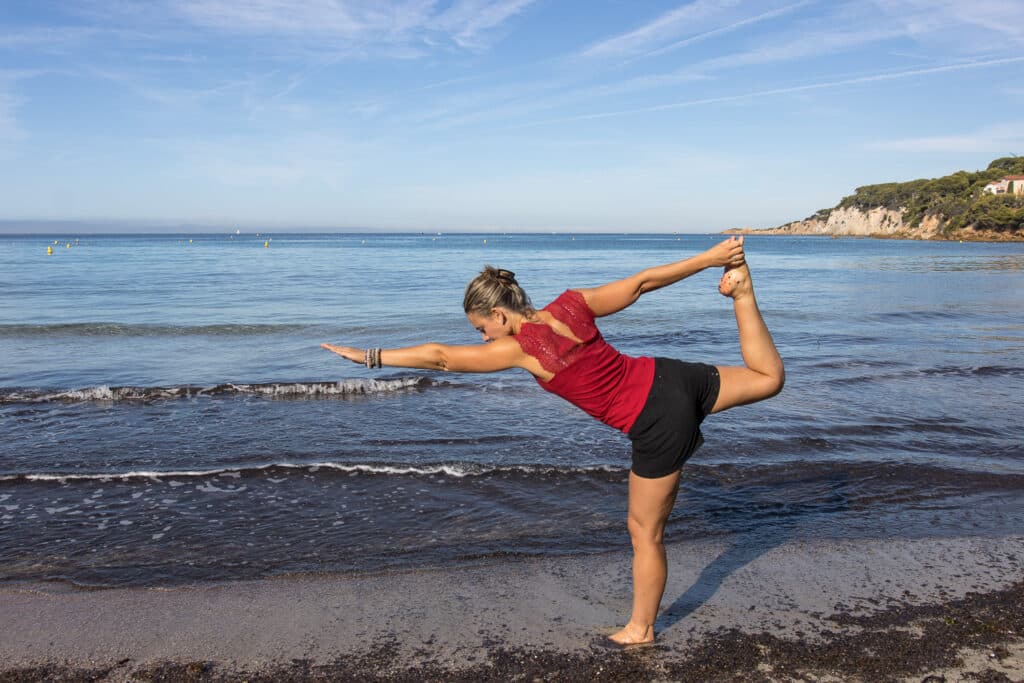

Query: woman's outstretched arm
[[578, 237, 746, 317], [321, 336, 529, 373]]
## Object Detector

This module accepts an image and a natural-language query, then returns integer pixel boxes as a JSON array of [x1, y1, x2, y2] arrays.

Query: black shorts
[[627, 358, 720, 479]]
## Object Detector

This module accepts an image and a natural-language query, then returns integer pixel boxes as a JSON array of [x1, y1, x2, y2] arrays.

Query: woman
[[322, 236, 784, 647]]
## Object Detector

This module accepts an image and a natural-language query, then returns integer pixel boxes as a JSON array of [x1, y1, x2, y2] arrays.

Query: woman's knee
[[765, 367, 785, 398], [627, 514, 665, 548]]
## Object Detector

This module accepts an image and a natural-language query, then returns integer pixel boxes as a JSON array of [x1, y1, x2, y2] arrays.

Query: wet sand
[[2, 534, 1022, 682]]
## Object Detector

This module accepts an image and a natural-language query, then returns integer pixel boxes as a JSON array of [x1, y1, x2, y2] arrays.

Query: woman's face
[[467, 310, 510, 342]]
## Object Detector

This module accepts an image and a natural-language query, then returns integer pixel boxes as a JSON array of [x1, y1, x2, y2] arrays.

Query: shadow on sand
[[656, 526, 791, 632], [657, 469, 853, 633]]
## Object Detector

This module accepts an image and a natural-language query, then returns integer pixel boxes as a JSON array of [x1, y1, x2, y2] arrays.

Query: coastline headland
[[726, 157, 1024, 241], [723, 206, 1022, 241]]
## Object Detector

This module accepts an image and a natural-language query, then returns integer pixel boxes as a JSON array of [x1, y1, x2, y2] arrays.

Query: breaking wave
[[0, 377, 437, 404], [0, 322, 315, 337], [0, 460, 623, 483]]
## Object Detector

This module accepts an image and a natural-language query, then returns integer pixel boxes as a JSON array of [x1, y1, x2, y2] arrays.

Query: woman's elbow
[[424, 343, 452, 371], [635, 270, 658, 296]]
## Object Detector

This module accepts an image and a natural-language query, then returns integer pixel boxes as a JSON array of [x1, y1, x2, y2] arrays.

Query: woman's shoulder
[[541, 289, 598, 339], [544, 288, 588, 311], [545, 289, 594, 317]]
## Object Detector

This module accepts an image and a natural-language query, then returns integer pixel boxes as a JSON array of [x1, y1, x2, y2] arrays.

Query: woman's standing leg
[[609, 470, 681, 645], [711, 254, 785, 413]]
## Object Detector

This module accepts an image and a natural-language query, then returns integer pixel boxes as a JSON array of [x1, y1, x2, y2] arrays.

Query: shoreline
[[722, 227, 1024, 242], [2, 534, 1022, 681]]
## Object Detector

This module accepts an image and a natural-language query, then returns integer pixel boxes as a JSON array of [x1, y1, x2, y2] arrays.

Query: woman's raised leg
[[609, 470, 681, 645], [711, 248, 785, 413]]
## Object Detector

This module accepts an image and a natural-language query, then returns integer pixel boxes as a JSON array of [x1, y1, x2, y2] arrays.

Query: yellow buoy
[[483, 239, 487, 244], [189, 239, 193, 244], [264, 240, 269, 248], [47, 246, 53, 255], [66, 242, 71, 248]]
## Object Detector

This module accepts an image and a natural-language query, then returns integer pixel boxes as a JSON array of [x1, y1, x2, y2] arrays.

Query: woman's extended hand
[[321, 343, 364, 365], [704, 236, 746, 268]]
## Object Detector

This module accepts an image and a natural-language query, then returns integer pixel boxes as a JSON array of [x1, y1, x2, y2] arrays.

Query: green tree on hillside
[[821, 157, 1024, 234]]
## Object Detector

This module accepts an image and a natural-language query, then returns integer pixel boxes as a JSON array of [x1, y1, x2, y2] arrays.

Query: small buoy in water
[[264, 240, 269, 248], [483, 239, 487, 244], [959, 240, 963, 244], [189, 239, 193, 244], [47, 246, 53, 255], [66, 242, 71, 248]]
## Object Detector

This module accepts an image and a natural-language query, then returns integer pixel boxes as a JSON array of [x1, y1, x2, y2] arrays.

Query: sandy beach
[[2, 533, 1022, 682]]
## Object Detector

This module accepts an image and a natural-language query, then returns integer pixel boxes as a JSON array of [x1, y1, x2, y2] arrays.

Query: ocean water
[[1, 232, 1022, 587]]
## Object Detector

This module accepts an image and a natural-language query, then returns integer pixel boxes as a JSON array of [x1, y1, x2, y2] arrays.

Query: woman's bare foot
[[718, 263, 753, 299], [608, 621, 655, 646]]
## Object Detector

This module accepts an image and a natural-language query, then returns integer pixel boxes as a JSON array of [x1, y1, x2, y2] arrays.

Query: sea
[[1, 232, 1022, 588]]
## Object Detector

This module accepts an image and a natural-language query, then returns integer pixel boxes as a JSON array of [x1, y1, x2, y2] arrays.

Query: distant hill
[[726, 157, 1024, 240]]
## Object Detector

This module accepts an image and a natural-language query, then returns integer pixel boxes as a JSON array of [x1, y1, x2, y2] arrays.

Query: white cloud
[[174, 0, 374, 36], [171, 0, 534, 52], [632, 0, 816, 61], [698, 25, 906, 71], [868, 122, 1024, 154], [430, 0, 535, 48], [871, 0, 1024, 45], [513, 57, 1024, 128], [0, 71, 37, 157], [0, 26, 101, 51], [582, 0, 743, 59], [0, 92, 24, 152]]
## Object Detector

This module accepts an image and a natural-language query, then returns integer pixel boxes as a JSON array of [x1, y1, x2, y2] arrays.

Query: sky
[[1, 0, 1023, 233]]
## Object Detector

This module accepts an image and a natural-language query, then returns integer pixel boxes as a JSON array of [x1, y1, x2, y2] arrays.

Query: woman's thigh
[[627, 470, 681, 540], [710, 365, 780, 414]]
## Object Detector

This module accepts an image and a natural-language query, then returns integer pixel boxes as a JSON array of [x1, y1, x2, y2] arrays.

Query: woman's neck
[[511, 310, 542, 335]]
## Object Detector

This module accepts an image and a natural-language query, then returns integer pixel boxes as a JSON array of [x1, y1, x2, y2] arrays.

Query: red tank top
[[515, 289, 655, 433]]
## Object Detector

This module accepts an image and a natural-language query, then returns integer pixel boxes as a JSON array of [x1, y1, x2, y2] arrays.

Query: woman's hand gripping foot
[[705, 236, 746, 269], [719, 252, 755, 301]]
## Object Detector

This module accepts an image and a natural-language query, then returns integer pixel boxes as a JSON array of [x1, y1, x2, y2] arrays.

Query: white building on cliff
[[983, 175, 1024, 195]]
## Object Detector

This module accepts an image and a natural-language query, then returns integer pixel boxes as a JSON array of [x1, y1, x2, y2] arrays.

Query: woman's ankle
[[623, 621, 654, 641]]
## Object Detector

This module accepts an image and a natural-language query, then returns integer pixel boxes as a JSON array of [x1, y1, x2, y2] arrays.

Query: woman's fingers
[[322, 343, 356, 362], [714, 239, 745, 266]]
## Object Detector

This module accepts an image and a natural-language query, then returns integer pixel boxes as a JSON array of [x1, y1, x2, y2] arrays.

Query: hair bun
[[483, 265, 517, 287], [465, 265, 533, 316]]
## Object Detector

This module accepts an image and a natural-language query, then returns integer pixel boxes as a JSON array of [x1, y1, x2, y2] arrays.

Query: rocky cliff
[[725, 158, 1024, 241], [727, 207, 942, 239], [726, 207, 1018, 241]]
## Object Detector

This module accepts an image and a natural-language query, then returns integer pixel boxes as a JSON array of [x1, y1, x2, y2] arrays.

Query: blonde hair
[[463, 266, 534, 317]]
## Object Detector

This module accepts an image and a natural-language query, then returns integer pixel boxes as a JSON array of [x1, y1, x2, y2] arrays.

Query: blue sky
[[1, 1, 1023, 232]]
